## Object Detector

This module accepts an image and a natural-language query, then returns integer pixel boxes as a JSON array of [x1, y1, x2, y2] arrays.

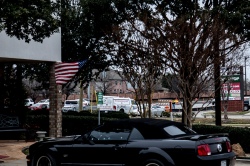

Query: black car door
[[69, 126, 130, 165]]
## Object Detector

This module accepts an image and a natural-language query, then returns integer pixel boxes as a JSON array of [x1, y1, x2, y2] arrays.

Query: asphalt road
[[0, 158, 249, 166]]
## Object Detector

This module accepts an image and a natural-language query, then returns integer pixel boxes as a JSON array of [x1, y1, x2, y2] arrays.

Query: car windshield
[[38, 99, 49, 103], [65, 101, 78, 104]]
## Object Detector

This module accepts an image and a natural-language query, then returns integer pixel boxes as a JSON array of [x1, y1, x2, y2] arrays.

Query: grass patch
[[203, 110, 250, 116], [22, 146, 29, 155], [165, 117, 250, 125], [192, 118, 250, 125]]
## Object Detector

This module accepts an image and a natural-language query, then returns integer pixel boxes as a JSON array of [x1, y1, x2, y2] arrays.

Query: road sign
[[97, 92, 103, 104]]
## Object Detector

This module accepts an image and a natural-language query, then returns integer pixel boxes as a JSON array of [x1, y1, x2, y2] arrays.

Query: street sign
[[97, 92, 103, 104]]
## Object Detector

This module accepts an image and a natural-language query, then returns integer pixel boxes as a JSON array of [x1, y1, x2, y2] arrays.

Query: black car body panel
[[26, 118, 235, 166]]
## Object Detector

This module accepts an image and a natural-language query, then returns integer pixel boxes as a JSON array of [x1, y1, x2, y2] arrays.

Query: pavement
[[0, 159, 26, 166], [0, 140, 35, 166]]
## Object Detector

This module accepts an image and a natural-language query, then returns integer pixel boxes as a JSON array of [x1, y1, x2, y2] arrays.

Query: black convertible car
[[26, 118, 235, 166]]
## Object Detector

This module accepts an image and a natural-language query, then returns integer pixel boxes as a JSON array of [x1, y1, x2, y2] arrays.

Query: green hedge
[[25, 111, 130, 137], [193, 124, 250, 153], [24, 113, 250, 153]]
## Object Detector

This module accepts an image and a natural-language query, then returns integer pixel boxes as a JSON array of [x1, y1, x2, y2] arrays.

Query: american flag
[[55, 60, 87, 85]]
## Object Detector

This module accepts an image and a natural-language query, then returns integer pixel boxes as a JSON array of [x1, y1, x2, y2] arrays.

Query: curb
[[236, 157, 250, 163]]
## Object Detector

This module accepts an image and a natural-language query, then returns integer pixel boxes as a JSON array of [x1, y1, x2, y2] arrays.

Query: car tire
[[244, 105, 249, 111], [35, 153, 57, 166], [120, 109, 125, 113], [142, 159, 165, 166]]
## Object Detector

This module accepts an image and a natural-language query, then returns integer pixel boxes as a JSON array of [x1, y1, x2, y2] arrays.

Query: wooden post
[[49, 62, 62, 138]]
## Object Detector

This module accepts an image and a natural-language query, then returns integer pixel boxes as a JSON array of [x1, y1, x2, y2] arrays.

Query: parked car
[[62, 100, 79, 112], [37, 99, 50, 104], [26, 118, 235, 166], [151, 105, 165, 117], [62, 99, 91, 112], [76, 98, 90, 106], [29, 103, 49, 111], [129, 105, 140, 116], [24, 98, 34, 106], [244, 97, 250, 111], [82, 98, 90, 105]]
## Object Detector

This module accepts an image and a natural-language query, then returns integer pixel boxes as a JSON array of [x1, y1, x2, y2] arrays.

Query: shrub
[[95, 111, 130, 119], [193, 124, 250, 153], [25, 111, 129, 137], [162, 112, 170, 117]]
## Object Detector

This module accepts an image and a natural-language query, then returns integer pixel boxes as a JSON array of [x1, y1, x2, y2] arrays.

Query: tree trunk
[[0, 64, 4, 111]]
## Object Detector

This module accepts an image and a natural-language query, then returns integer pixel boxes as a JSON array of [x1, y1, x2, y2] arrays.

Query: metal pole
[[245, 57, 247, 95], [98, 109, 100, 125]]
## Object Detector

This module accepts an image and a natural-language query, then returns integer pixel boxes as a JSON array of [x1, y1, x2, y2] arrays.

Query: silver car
[[151, 105, 165, 117], [62, 100, 79, 112]]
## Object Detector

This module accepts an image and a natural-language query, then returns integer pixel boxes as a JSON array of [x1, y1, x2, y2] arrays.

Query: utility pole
[[245, 57, 247, 95], [79, 81, 83, 112], [213, 0, 222, 126], [0, 64, 4, 111]]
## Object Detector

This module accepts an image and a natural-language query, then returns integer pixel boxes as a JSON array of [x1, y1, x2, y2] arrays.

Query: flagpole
[[79, 81, 83, 112], [90, 84, 93, 113]]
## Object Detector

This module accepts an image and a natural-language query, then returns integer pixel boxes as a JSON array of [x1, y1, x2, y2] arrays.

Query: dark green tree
[[0, 0, 60, 111], [60, 0, 129, 89], [0, 0, 60, 42]]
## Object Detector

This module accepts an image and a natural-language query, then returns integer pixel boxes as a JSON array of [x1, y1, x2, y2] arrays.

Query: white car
[[62, 100, 79, 112], [129, 105, 140, 116], [79, 98, 90, 106], [25, 98, 34, 106], [151, 105, 165, 117]]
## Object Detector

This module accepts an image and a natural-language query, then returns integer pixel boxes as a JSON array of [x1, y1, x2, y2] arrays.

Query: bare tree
[[159, 13, 245, 127], [23, 79, 42, 102], [108, 24, 165, 118], [104, 3, 246, 127]]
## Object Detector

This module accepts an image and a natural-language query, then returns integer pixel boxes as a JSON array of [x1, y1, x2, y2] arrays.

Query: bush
[[162, 112, 170, 117], [24, 112, 250, 153], [95, 111, 130, 119], [25, 111, 129, 137], [193, 124, 250, 153], [27, 110, 49, 116]]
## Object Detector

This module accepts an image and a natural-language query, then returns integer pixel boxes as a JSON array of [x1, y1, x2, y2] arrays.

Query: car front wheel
[[35, 153, 57, 166], [142, 159, 165, 166], [244, 105, 249, 111]]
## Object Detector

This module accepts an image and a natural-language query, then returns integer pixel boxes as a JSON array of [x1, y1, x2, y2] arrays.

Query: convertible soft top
[[105, 118, 183, 128], [103, 118, 189, 139]]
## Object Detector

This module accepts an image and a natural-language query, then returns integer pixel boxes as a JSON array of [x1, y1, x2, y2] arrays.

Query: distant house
[[93, 69, 131, 95]]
